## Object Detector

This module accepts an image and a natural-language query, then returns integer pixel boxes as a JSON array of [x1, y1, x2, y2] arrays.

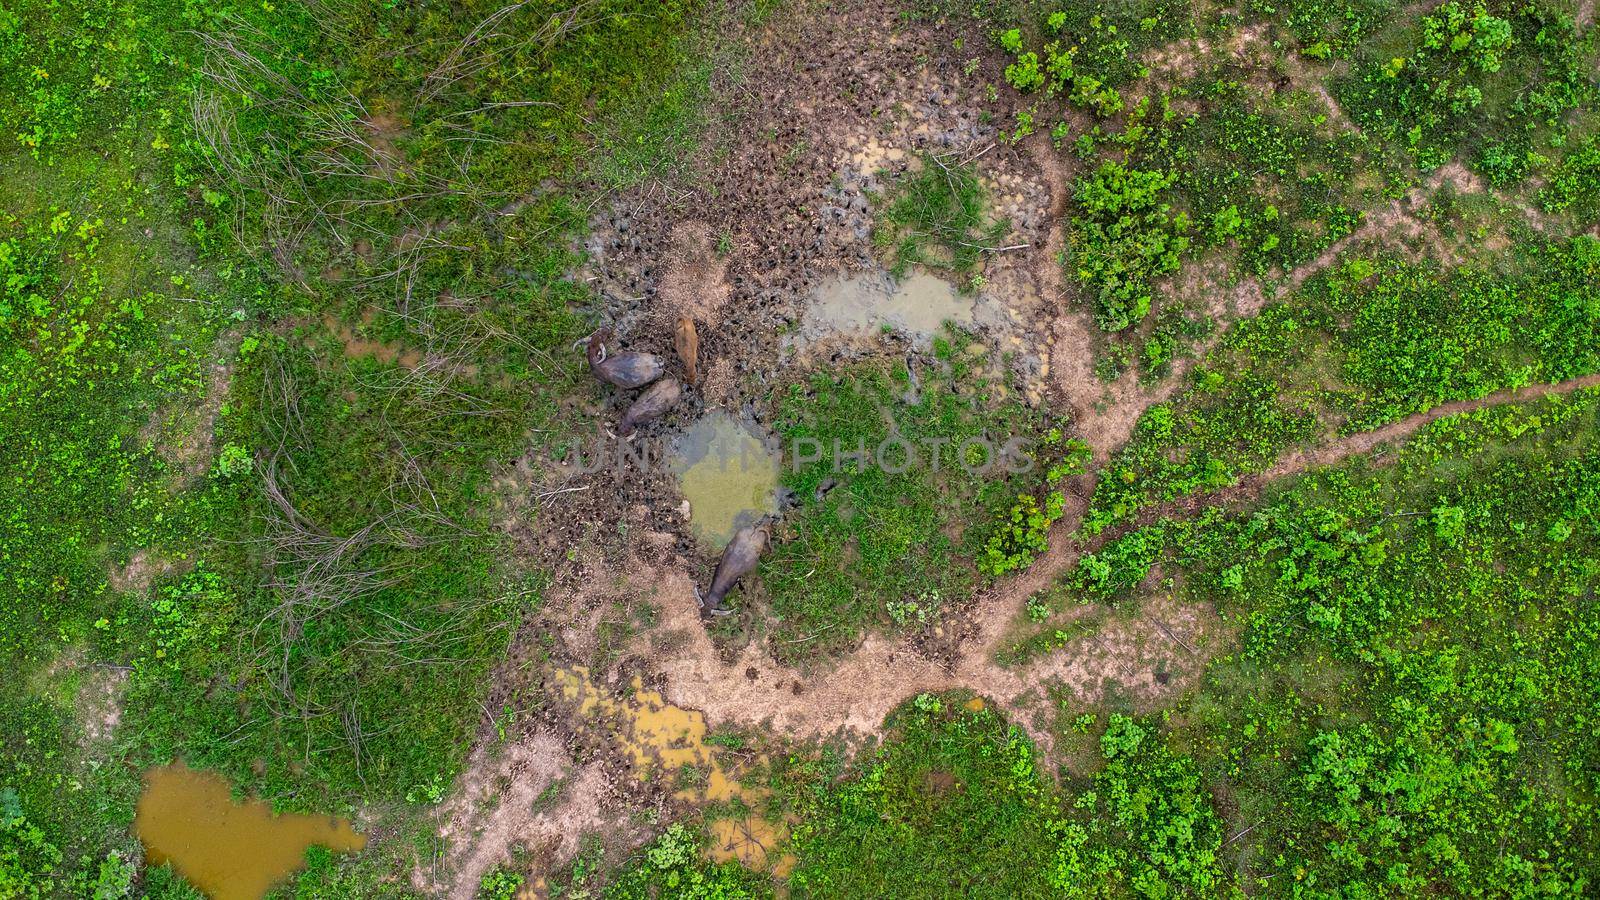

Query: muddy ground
[[414, 0, 1582, 894]]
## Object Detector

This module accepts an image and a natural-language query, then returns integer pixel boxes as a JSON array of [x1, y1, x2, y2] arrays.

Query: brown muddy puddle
[[554, 667, 795, 877], [789, 270, 974, 349], [668, 412, 780, 549], [134, 764, 365, 900]]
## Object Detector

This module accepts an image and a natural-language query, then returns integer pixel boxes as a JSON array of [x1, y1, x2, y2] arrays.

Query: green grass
[[1133, 392, 1600, 894], [1084, 236, 1600, 532], [0, 0, 721, 892], [758, 331, 1056, 658], [1247, 0, 1401, 56], [964, 389, 1600, 897], [769, 694, 1232, 898], [874, 157, 1008, 285]]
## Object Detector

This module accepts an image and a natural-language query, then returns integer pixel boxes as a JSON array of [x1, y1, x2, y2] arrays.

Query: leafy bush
[[978, 433, 1091, 576], [1092, 716, 1227, 896], [1540, 136, 1600, 225], [1338, 0, 1594, 179], [603, 824, 771, 900], [479, 865, 524, 900], [1069, 161, 1190, 331], [0, 795, 60, 899]]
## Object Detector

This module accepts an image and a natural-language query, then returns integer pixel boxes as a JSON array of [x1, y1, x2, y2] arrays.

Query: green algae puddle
[[669, 412, 780, 549]]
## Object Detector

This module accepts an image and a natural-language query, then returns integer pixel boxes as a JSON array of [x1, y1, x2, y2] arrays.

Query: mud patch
[[788, 270, 976, 350], [656, 221, 733, 324], [553, 667, 794, 874], [555, 666, 751, 803], [323, 311, 422, 369], [709, 815, 795, 878]]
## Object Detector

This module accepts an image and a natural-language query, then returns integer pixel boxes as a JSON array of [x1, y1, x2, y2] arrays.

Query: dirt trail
[[644, 370, 1600, 748], [1267, 372, 1600, 477]]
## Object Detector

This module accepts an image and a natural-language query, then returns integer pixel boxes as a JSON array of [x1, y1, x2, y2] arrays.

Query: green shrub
[[1540, 136, 1600, 225], [1069, 161, 1190, 331], [978, 434, 1091, 576]]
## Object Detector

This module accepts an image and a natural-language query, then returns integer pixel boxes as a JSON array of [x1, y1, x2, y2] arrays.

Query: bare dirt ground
[[420, 731, 618, 900], [143, 330, 239, 480], [426, 1, 1600, 891]]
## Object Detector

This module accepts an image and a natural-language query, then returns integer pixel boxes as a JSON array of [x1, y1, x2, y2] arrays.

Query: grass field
[[2, 0, 1598, 896]]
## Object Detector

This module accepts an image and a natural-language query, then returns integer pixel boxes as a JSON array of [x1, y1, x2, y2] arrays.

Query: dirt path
[[1266, 372, 1600, 477], [642, 371, 1600, 750]]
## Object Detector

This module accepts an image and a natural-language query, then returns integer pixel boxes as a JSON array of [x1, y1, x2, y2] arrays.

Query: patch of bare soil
[[499, 480, 1225, 770], [142, 331, 238, 479], [76, 665, 130, 745], [1282, 161, 1576, 289], [422, 731, 619, 900], [29, 648, 130, 747], [1028, 593, 1221, 714], [656, 221, 733, 327], [362, 110, 407, 178], [107, 548, 188, 595], [1276, 168, 1461, 294]]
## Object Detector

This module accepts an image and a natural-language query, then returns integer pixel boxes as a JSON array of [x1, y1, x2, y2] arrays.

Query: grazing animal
[[618, 377, 682, 436], [587, 328, 664, 388], [674, 317, 699, 386], [701, 525, 767, 616]]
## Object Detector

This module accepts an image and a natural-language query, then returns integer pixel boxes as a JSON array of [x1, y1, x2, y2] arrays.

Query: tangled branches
[[247, 353, 498, 772]]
